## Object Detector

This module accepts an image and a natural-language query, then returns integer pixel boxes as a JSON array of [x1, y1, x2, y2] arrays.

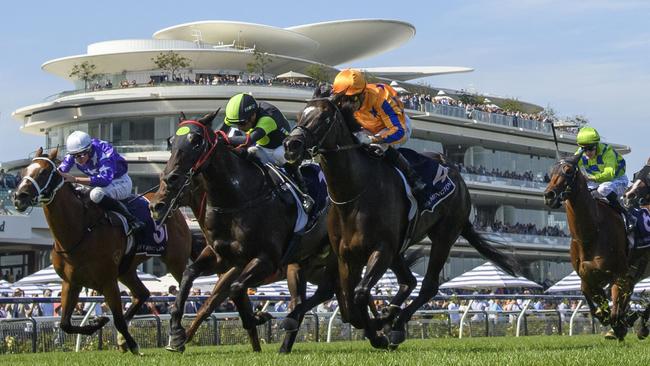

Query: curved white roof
[[153, 21, 320, 59], [39, 18, 471, 82], [288, 19, 415, 65], [364, 66, 474, 82]]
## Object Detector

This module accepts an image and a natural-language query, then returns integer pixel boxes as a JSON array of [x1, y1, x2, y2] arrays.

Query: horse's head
[[625, 163, 650, 208], [284, 90, 358, 164], [149, 110, 219, 221], [543, 154, 583, 209], [13, 147, 63, 212]]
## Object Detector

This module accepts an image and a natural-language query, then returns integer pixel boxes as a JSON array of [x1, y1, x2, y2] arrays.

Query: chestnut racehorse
[[13, 148, 201, 354]]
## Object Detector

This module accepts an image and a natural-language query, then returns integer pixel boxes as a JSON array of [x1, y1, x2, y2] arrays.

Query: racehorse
[[283, 91, 520, 349], [13, 148, 201, 355], [149, 111, 341, 353], [543, 154, 650, 340]]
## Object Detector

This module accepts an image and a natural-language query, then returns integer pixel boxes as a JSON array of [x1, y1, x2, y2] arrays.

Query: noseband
[[550, 159, 579, 203], [20, 157, 65, 206]]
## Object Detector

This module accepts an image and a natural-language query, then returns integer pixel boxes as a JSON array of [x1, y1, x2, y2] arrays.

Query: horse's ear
[[198, 108, 221, 127], [646, 157, 650, 166], [179, 112, 187, 124], [48, 148, 59, 160], [35, 147, 43, 157]]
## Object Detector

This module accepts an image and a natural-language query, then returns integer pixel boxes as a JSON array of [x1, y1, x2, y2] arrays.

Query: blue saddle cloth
[[397, 148, 456, 212], [123, 196, 168, 256], [300, 163, 328, 227], [631, 208, 650, 249]]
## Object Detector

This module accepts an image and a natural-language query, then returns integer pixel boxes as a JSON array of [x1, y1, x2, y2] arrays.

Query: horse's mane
[[330, 93, 362, 134]]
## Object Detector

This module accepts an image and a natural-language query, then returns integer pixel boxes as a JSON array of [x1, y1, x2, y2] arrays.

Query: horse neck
[[42, 184, 87, 251], [202, 145, 266, 207], [564, 174, 599, 243]]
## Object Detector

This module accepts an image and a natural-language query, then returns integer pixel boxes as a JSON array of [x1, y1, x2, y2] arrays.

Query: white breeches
[[89, 174, 133, 203]]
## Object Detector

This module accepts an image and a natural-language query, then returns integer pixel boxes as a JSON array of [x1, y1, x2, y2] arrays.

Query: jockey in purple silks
[[58, 130, 144, 234]]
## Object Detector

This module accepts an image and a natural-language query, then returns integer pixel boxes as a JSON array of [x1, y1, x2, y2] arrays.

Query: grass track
[[3, 335, 650, 366]]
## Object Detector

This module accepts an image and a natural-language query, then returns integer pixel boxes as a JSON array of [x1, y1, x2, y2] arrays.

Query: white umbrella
[[634, 277, 650, 293], [545, 271, 582, 293], [146, 273, 179, 293], [14, 265, 61, 285], [255, 281, 291, 296], [276, 71, 312, 80], [439, 262, 541, 290], [1, 280, 13, 295], [371, 269, 426, 297], [193, 274, 219, 291]]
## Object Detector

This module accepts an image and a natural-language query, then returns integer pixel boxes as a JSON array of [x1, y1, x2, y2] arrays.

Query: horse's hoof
[[130, 345, 143, 356], [389, 330, 406, 346], [369, 335, 389, 350], [117, 333, 128, 352], [281, 317, 299, 332], [165, 344, 185, 353], [604, 329, 617, 340], [637, 327, 649, 340], [91, 316, 110, 328]]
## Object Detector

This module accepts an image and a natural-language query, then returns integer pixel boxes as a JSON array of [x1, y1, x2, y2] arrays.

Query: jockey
[[223, 93, 314, 212], [58, 131, 144, 235], [331, 69, 428, 207], [575, 126, 633, 229]]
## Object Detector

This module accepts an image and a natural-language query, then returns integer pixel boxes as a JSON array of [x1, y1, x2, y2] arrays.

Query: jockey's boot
[[285, 163, 314, 214], [385, 147, 429, 208], [606, 192, 636, 234], [98, 196, 145, 235]]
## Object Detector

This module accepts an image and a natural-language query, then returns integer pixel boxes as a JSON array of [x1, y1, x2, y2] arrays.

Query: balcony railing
[[461, 173, 548, 191], [476, 230, 571, 247]]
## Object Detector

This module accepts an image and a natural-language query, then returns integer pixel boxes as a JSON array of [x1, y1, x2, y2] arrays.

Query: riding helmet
[[224, 93, 258, 125], [66, 130, 92, 154], [576, 126, 600, 146], [332, 69, 367, 96]]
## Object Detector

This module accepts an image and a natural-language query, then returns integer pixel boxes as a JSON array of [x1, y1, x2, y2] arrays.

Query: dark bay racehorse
[[543, 155, 650, 340], [283, 93, 520, 348], [149, 111, 341, 353], [13, 148, 200, 355]]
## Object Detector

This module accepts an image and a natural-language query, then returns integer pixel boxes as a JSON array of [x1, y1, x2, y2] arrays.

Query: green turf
[[3, 335, 650, 366]]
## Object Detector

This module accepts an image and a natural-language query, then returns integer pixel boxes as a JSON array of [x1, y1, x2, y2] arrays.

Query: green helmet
[[576, 126, 600, 146], [224, 93, 258, 126]]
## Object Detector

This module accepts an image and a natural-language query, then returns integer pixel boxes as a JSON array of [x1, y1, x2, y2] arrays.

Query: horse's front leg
[[355, 243, 393, 350], [230, 255, 277, 352], [184, 266, 241, 342], [379, 256, 417, 328], [610, 276, 633, 340], [581, 281, 610, 325], [58, 281, 110, 335], [167, 248, 218, 352]]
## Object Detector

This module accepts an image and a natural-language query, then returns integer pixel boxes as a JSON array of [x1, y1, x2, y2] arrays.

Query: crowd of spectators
[[400, 93, 549, 123], [0, 169, 20, 189], [473, 220, 569, 237], [455, 163, 550, 183]]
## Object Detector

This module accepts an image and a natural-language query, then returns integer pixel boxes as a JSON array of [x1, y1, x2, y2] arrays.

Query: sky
[[0, 0, 648, 171]]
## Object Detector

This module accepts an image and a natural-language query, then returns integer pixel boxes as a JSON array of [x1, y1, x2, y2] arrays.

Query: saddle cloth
[[631, 207, 650, 249], [264, 162, 328, 233], [398, 148, 456, 213], [112, 196, 168, 256]]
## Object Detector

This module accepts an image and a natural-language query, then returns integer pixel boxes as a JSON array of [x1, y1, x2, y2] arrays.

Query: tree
[[246, 49, 273, 80], [305, 65, 332, 84], [151, 51, 191, 81], [458, 93, 483, 105], [500, 98, 525, 113], [69, 61, 98, 90]]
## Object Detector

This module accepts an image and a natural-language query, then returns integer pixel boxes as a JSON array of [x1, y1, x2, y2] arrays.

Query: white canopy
[[439, 262, 541, 290], [146, 273, 180, 293], [545, 271, 581, 293], [276, 70, 312, 79], [634, 277, 650, 293]]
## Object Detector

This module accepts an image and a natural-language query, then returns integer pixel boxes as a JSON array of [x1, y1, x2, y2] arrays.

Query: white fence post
[[326, 306, 340, 343], [515, 299, 532, 337], [75, 302, 97, 352], [458, 299, 474, 339], [569, 299, 584, 336]]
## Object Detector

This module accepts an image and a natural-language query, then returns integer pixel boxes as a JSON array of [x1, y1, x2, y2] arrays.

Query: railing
[[43, 81, 317, 102], [413, 101, 563, 136], [0, 294, 633, 354], [476, 231, 571, 247], [462, 173, 548, 190]]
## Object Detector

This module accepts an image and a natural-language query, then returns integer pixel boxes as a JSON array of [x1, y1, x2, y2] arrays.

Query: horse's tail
[[461, 221, 521, 276], [190, 231, 207, 262]]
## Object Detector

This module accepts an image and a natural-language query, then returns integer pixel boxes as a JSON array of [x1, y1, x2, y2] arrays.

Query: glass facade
[[463, 146, 555, 182]]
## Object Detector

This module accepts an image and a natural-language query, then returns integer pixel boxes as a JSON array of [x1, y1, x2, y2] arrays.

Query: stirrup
[[302, 195, 315, 213]]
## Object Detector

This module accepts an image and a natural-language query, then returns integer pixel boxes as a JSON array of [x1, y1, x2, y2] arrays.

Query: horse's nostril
[[543, 191, 556, 200], [288, 139, 303, 150]]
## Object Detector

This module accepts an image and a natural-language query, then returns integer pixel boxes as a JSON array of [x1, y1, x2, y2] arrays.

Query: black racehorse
[[283, 89, 520, 348], [149, 111, 344, 353]]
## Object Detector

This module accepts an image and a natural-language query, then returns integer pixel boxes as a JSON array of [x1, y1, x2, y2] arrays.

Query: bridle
[[157, 120, 230, 224], [290, 98, 361, 157], [548, 158, 579, 203], [19, 157, 65, 206]]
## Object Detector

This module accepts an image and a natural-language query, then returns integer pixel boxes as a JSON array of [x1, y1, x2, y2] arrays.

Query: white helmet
[[66, 131, 92, 154]]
